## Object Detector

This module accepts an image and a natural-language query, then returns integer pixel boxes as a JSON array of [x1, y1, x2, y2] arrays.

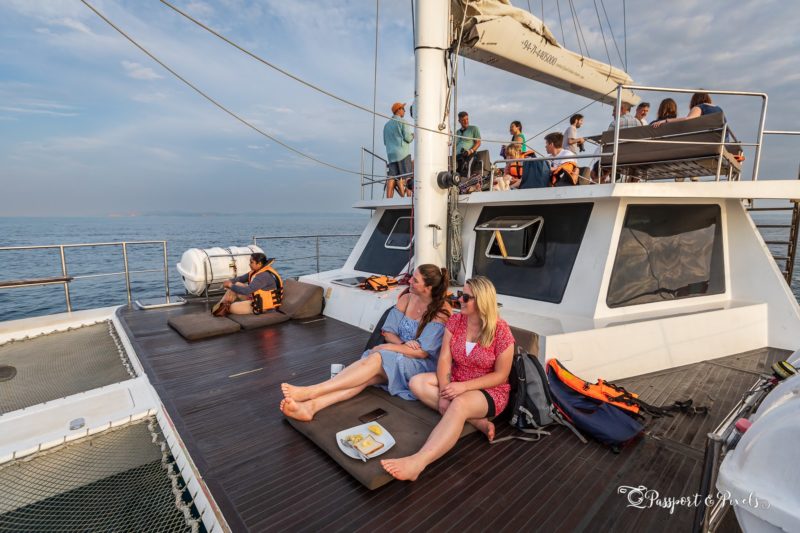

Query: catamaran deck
[[117, 301, 787, 532]]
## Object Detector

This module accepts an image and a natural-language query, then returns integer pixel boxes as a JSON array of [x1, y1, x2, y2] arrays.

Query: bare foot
[[281, 382, 315, 402], [381, 456, 425, 481], [470, 419, 495, 442], [280, 398, 314, 422]]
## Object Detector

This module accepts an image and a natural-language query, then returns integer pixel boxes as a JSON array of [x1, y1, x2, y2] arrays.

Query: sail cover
[[452, 0, 639, 105]]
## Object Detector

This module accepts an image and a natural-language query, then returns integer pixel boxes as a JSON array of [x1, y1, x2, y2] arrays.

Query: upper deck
[[116, 299, 786, 531]]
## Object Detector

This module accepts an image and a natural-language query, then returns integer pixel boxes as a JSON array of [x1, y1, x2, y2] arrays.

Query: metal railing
[[612, 85, 768, 182], [361, 147, 388, 200], [0, 241, 170, 313], [252, 234, 361, 274]]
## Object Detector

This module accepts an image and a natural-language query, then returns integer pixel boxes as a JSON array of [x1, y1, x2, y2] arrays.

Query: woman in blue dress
[[280, 264, 451, 421]]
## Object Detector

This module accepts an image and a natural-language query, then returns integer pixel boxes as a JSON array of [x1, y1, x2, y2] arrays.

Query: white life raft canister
[[176, 245, 265, 296]]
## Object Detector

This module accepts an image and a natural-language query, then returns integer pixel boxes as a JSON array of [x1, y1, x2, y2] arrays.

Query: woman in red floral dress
[[382, 276, 515, 481]]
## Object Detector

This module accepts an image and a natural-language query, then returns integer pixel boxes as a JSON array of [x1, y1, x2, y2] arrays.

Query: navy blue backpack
[[546, 363, 644, 452]]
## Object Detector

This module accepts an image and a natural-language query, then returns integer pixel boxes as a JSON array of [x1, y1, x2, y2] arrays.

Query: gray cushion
[[509, 326, 540, 356], [168, 313, 240, 341], [229, 311, 290, 330], [279, 279, 324, 319], [286, 387, 475, 490]]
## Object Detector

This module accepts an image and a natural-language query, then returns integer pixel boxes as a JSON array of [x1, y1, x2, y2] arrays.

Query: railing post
[[60, 245, 72, 312], [751, 94, 768, 181], [611, 85, 623, 183], [122, 242, 132, 305], [163, 241, 171, 300], [316, 237, 320, 273]]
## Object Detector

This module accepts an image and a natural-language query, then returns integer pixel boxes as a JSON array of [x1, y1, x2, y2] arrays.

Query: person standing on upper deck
[[564, 113, 585, 154], [383, 102, 414, 198], [455, 111, 481, 175]]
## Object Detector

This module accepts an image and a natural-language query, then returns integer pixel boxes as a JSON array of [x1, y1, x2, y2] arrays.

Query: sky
[[1, 0, 799, 216]]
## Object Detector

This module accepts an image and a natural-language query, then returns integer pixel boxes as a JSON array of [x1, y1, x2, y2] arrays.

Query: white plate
[[335, 422, 396, 460]]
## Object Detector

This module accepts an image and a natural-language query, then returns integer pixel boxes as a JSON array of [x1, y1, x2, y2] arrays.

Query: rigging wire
[[158, 0, 507, 146], [623, 0, 628, 71], [566, 0, 586, 58], [599, 0, 625, 68], [370, 0, 380, 181], [554, 0, 567, 45], [79, 0, 378, 177], [592, 0, 613, 67]]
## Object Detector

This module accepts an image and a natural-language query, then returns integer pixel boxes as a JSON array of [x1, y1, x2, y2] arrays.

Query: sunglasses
[[451, 291, 474, 303]]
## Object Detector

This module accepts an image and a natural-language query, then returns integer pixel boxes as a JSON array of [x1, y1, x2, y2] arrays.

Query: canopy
[[452, 0, 639, 105]]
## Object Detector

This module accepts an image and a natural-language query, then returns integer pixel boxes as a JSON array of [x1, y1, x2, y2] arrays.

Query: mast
[[413, 0, 450, 267]]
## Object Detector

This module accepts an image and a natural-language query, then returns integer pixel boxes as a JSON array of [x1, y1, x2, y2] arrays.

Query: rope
[[370, 0, 380, 180], [81, 0, 384, 178], [623, 0, 628, 70]]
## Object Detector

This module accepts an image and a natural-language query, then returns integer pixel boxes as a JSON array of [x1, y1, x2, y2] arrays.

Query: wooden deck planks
[[117, 302, 788, 532]]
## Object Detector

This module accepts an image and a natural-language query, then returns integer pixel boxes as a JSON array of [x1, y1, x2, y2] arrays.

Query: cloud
[[121, 60, 163, 80], [132, 92, 167, 103]]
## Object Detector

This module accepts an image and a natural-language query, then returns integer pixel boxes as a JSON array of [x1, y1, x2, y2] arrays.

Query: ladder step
[[764, 240, 790, 245], [773, 256, 790, 261], [748, 207, 796, 211], [757, 224, 792, 228]]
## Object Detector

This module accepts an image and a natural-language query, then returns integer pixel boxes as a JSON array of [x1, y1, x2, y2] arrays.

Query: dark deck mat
[[286, 387, 476, 490], [280, 279, 324, 319], [167, 313, 240, 341], [228, 311, 290, 330]]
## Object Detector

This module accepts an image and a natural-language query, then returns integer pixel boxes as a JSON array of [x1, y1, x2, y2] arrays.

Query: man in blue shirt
[[455, 111, 481, 176], [383, 102, 414, 198]]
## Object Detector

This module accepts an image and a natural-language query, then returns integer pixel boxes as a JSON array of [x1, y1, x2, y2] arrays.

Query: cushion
[[168, 313, 240, 341], [510, 326, 539, 356], [279, 279, 324, 319], [229, 311, 290, 330], [286, 387, 476, 490]]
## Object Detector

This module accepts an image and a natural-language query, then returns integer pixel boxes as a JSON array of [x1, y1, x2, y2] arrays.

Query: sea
[[0, 213, 368, 322], [0, 211, 798, 322]]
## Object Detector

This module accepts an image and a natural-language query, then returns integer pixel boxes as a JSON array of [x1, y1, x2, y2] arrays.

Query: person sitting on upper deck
[[455, 111, 482, 176], [635, 102, 651, 126], [280, 265, 451, 421], [544, 132, 579, 186], [652, 92, 723, 128], [650, 98, 678, 126], [381, 277, 515, 481], [211, 253, 282, 317], [607, 101, 640, 131], [495, 143, 522, 191]]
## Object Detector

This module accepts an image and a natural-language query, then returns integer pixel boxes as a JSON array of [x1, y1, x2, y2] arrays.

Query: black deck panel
[[117, 302, 788, 532]]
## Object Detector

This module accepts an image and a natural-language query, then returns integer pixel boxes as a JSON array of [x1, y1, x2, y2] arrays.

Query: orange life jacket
[[507, 162, 523, 178], [546, 359, 641, 415], [550, 161, 579, 186], [249, 260, 283, 314], [359, 275, 399, 292]]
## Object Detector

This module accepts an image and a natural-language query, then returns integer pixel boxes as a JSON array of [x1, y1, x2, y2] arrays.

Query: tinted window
[[355, 209, 412, 275], [607, 204, 725, 307], [472, 203, 593, 302]]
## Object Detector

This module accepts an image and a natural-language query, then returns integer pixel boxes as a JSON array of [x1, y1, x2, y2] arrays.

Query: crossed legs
[[381, 375, 490, 481], [280, 352, 388, 421]]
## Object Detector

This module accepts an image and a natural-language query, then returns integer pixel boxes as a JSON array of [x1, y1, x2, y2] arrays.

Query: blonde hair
[[466, 276, 498, 347]]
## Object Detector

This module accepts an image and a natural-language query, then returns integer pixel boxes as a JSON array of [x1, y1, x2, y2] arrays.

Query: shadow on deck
[[118, 302, 784, 532]]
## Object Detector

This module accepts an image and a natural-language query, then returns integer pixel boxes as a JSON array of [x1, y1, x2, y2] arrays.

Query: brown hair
[[656, 98, 678, 121], [415, 264, 451, 337], [544, 132, 564, 149], [690, 92, 712, 108]]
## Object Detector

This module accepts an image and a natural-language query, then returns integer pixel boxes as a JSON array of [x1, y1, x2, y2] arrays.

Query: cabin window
[[472, 204, 593, 303], [385, 216, 413, 250], [354, 209, 412, 275], [476, 216, 544, 261], [607, 204, 725, 308]]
